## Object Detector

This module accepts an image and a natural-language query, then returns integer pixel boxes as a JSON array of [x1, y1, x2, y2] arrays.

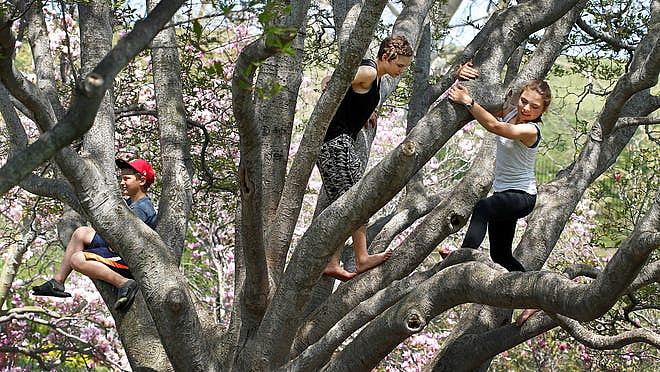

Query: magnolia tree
[[0, 0, 658, 371]]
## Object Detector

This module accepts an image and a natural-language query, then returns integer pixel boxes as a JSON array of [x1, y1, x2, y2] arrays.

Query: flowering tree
[[1, 0, 658, 371]]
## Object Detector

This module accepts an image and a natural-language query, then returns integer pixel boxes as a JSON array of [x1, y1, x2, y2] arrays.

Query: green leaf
[[193, 19, 203, 40]]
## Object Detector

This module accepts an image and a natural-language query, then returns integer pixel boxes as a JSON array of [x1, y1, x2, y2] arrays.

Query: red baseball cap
[[116, 158, 155, 187]]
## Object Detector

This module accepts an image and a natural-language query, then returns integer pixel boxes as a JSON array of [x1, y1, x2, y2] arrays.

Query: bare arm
[[321, 64, 377, 93], [352, 65, 378, 93], [449, 84, 538, 147]]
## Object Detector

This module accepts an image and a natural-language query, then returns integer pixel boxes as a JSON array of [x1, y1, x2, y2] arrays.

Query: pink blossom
[[462, 121, 476, 132]]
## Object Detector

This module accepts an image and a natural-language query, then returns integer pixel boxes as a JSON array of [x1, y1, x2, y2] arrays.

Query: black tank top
[[323, 59, 380, 142]]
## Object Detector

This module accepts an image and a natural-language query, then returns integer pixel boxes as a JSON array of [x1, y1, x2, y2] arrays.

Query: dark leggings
[[461, 190, 536, 272]]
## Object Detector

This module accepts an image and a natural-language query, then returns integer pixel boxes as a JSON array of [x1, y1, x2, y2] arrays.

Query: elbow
[[482, 120, 502, 133]]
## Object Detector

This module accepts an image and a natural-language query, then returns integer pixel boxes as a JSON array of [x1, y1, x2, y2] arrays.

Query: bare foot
[[438, 246, 452, 258], [323, 265, 357, 281], [515, 308, 540, 326], [356, 250, 393, 273]]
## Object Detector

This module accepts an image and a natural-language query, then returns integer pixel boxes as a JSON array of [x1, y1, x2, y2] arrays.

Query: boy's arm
[[132, 207, 150, 224], [351, 65, 378, 92], [128, 198, 156, 226]]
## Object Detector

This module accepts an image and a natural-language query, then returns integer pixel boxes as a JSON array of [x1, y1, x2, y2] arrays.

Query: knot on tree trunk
[[84, 73, 104, 94], [239, 166, 252, 196], [449, 213, 464, 231], [401, 140, 417, 156], [404, 309, 426, 332], [166, 287, 186, 314]]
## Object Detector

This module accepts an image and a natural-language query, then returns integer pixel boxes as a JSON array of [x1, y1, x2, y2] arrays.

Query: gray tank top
[[492, 108, 541, 195]]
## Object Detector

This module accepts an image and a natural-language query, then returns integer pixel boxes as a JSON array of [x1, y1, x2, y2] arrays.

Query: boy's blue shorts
[[83, 233, 132, 278]]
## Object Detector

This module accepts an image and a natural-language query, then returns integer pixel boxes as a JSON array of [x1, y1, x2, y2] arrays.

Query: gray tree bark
[[1, 0, 657, 370], [258, 31, 306, 289], [148, 0, 194, 265], [0, 0, 187, 193]]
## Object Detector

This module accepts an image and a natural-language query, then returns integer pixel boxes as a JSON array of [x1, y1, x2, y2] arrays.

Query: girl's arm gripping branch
[[449, 84, 538, 147]]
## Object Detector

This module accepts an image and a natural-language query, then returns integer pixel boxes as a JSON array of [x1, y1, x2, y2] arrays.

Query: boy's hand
[[365, 112, 378, 129], [448, 84, 472, 106], [457, 61, 479, 80]]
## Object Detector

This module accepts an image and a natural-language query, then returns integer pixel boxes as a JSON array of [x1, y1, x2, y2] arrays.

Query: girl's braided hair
[[377, 35, 413, 62]]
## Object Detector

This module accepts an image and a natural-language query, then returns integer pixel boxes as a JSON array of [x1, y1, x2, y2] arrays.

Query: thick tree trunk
[[77, 2, 176, 370], [79, 1, 116, 175], [148, 0, 194, 264], [258, 31, 306, 289]]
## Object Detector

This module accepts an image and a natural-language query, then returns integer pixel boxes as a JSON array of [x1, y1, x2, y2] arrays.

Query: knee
[[473, 199, 489, 216], [72, 226, 95, 244], [70, 252, 86, 272]]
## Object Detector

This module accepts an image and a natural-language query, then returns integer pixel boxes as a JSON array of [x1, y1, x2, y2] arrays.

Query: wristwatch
[[464, 98, 474, 110]]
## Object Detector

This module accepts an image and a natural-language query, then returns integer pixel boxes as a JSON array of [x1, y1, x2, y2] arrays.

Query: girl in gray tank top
[[448, 79, 552, 273]]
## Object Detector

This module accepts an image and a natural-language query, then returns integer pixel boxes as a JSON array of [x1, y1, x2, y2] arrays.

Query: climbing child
[[449, 77, 552, 326], [316, 35, 414, 281], [448, 79, 551, 271], [32, 158, 157, 311]]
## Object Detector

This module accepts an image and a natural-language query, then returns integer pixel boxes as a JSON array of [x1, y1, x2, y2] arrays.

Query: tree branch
[[328, 197, 658, 370], [551, 313, 660, 349], [0, 0, 186, 194], [511, 0, 586, 89], [276, 35, 550, 365], [0, 200, 38, 307], [598, 3, 660, 136], [25, 0, 65, 119], [0, 11, 57, 131], [576, 16, 636, 52], [613, 116, 660, 131], [631, 260, 660, 291], [435, 87, 660, 372], [230, 3, 312, 366], [149, 0, 193, 265], [259, 31, 306, 290], [424, 0, 581, 111], [0, 83, 82, 211], [264, 0, 389, 293], [285, 250, 490, 370], [293, 136, 497, 355]]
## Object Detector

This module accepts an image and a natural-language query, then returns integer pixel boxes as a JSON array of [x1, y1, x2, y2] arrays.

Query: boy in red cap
[[32, 158, 157, 311]]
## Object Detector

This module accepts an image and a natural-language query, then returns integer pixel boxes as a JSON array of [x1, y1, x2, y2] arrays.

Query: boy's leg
[[72, 249, 138, 311], [54, 226, 96, 285], [69, 251, 129, 288], [324, 245, 356, 281], [354, 225, 392, 273]]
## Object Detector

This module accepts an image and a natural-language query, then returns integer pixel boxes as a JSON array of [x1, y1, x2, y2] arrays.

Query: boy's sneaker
[[114, 279, 138, 311], [32, 279, 71, 298]]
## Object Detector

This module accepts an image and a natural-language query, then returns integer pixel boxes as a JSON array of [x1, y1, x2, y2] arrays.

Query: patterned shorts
[[317, 134, 365, 203]]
